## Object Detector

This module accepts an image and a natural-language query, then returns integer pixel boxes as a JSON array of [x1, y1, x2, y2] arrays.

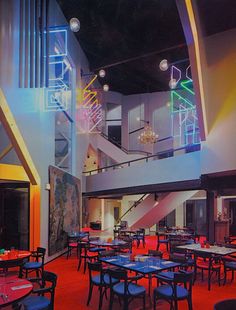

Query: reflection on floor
[[45, 235, 236, 310]]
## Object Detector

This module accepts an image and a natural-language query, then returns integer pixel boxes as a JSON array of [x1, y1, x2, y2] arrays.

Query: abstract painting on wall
[[48, 165, 81, 256]]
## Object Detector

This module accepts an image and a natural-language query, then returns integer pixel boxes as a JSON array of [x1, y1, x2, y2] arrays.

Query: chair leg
[[123, 297, 128, 310], [77, 256, 82, 271], [208, 269, 211, 291], [223, 268, 227, 285], [84, 258, 87, 273], [143, 293, 146, 310], [218, 268, 221, 286], [98, 286, 103, 310], [187, 296, 193, 310], [153, 292, 156, 310], [232, 270, 234, 282], [109, 290, 114, 310], [87, 283, 93, 306], [174, 299, 178, 310]]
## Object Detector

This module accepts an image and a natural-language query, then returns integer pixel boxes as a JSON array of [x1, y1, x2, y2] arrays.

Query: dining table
[[0, 274, 33, 308], [176, 243, 236, 256], [99, 254, 181, 295], [89, 239, 127, 249], [0, 250, 31, 262]]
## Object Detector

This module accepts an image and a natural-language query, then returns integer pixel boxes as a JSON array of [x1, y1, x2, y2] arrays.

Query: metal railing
[[100, 132, 151, 156], [117, 194, 147, 224], [83, 143, 201, 176]]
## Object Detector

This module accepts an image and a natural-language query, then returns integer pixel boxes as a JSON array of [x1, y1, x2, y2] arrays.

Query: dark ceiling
[[57, 0, 236, 95]]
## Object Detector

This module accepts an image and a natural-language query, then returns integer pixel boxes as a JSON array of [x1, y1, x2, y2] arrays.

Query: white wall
[[0, 0, 93, 261], [86, 151, 201, 193]]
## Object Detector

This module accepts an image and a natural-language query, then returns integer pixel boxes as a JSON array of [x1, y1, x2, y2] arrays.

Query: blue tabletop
[[99, 255, 180, 274]]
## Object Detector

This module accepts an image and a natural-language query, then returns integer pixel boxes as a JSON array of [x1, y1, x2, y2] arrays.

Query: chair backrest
[[99, 250, 116, 257], [194, 251, 215, 267], [108, 268, 129, 294], [148, 249, 163, 258], [42, 271, 57, 309], [214, 299, 236, 310], [33, 247, 46, 264], [87, 262, 104, 285], [172, 271, 193, 298], [169, 252, 187, 263]]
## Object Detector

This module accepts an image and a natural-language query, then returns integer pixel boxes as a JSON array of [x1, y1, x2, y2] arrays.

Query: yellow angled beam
[[0, 89, 40, 185], [0, 144, 13, 160], [185, 0, 208, 136]]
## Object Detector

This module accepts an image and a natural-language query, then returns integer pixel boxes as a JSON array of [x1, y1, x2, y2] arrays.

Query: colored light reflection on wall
[[170, 64, 200, 147], [77, 74, 102, 133]]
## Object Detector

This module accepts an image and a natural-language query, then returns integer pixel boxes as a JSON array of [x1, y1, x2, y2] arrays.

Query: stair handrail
[[83, 143, 201, 176], [116, 194, 147, 224], [100, 132, 152, 156]]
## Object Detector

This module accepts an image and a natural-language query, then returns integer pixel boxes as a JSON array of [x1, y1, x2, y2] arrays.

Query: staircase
[[120, 191, 198, 229], [89, 133, 149, 164]]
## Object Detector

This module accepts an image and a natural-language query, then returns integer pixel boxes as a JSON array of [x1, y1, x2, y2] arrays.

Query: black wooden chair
[[21, 271, 57, 310], [108, 268, 146, 310], [87, 261, 119, 310], [214, 299, 236, 310], [193, 251, 221, 290], [222, 256, 236, 284], [153, 270, 193, 310], [156, 232, 169, 251], [77, 242, 97, 273], [147, 249, 163, 258], [21, 247, 46, 279], [133, 229, 145, 248]]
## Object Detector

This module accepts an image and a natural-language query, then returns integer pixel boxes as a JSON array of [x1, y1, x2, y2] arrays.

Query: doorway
[[229, 201, 236, 236], [0, 182, 30, 250]]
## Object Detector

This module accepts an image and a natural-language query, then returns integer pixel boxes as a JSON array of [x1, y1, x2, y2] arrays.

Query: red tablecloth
[[0, 250, 31, 262], [0, 276, 32, 307]]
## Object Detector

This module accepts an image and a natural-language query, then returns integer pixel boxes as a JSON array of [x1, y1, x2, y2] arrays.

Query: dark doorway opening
[[229, 201, 236, 236], [186, 199, 206, 236], [108, 125, 121, 147], [0, 182, 30, 250]]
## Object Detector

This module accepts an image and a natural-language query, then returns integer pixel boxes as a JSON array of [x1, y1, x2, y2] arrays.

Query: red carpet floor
[[46, 236, 236, 309]]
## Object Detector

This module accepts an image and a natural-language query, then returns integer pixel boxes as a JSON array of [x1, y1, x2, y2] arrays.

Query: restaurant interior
[[1, 0, 236, 309]]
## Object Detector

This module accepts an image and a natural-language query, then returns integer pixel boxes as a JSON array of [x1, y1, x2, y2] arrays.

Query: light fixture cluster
[[138, 122, 159, 144]]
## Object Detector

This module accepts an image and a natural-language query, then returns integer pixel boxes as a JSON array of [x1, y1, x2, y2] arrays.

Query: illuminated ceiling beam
[[0, 144, 13, 161], [0, 89, 40, 185], [176, 0, 208, 140]]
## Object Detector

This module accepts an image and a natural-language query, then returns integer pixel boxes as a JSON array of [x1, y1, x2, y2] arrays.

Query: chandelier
[[138, 121, 159, 144]]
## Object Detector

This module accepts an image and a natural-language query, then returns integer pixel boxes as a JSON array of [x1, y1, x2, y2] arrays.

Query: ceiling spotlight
[[169, 78, 177, 89], [103, 84, 109, 92], [69, 18, 80, 32], [98, 69, 106, 78], [159, 59, 169, 71]]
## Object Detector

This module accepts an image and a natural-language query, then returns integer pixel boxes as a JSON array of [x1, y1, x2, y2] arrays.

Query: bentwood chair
[[108, 268, 146, 310], [153, 271, 193, 310], [156, 231, 169, 252], [21, 271, 57, 310], [21, 247, 46, 279], [133, 229, 145, 248], [214, 299, 236, 310], [87, 262, 119, 310], [222, 256, 236, 284], [77, 242, 97, 273], [193, 251, 221, 290], [67, 236, 79, 259]]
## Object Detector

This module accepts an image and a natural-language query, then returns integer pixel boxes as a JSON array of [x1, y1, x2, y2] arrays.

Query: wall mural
[[48, 165, 81, 256]]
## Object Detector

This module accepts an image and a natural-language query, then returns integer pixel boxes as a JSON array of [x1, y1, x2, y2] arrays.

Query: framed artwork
[[48, 166, 81, 256]]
